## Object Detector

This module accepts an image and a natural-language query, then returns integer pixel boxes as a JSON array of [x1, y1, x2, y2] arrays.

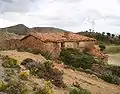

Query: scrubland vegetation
[[0, 47, 120, 94], [21, 59, 66, 88], [0, 55, 94, 94], [60, 48, 120, 85], [0, 57, 65, 94], [69, 82, 91, 94]]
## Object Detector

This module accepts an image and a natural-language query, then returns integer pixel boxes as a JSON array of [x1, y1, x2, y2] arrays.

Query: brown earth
[[0, 50, 46, 63], [0, 50, 120, 94]]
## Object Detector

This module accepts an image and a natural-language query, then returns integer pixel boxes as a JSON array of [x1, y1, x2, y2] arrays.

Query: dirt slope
[[62, 68, 120, 94], [0, 50, 46, 63], [0, 50, 120, 94]]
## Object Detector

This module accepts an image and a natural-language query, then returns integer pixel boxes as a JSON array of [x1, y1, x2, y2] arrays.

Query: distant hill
[[31, 27, 68, 33], [0, 24, 69, 35], [0, 24, 30, 35]]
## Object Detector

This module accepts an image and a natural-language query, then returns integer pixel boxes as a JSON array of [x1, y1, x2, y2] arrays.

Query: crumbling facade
[[19, 32, 97, 58]]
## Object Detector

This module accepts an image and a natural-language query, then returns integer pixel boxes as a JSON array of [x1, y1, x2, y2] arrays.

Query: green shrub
[[21, 59, 66, 88], [40, 51, 52, 60], [60, 48, 97, 69], [0, 81, 6, 91], [44, 60, 54, 69], [2, 56, 19, 68], [69, 87, 91, 94], [101, 72, 120, 85], [99, 43, 106, 51], [33, 81, 54, 94], [108, 65, 120, 77], [91, 64, 120, 85], [43, 81, 54, 94], [0, 80, 28, 94], [19, 70, 29, 80]]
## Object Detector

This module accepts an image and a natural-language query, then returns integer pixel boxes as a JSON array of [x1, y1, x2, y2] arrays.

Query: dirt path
[[108, 53, 120, 66], [0, 50, 120, 94]]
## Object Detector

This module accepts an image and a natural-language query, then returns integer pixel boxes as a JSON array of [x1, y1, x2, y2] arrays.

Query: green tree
[[118, 35, 120, 39], [102, 32, 105, 36], [106, 33, 111, 37], [99, 43, 106, 51], [112, 34, 115, 38]]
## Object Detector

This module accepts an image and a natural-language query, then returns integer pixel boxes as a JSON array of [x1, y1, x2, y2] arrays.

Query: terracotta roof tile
[[21, 32, 96, 42]]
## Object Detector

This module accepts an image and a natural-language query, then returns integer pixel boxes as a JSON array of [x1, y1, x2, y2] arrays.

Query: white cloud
[[0, 0, 120, 34]]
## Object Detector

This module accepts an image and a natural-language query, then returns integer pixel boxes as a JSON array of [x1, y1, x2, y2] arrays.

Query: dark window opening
[[77, 42, 79, 48], [61, 42, 65, 48]]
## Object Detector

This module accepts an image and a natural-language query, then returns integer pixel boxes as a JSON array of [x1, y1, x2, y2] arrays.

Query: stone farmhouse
[[18, 32, 105, 59]]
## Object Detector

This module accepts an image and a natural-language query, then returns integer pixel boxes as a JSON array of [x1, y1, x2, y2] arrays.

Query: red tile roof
[[64, 33, 96, 41], [21, 32, 96, 42]]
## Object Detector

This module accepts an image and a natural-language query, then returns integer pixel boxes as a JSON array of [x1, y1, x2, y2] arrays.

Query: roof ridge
[[21, 32, 96, 42]]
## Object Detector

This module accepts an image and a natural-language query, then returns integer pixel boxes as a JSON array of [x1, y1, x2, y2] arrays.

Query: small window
[[61, 42, 65, 48], [77, 42, 79, 48]]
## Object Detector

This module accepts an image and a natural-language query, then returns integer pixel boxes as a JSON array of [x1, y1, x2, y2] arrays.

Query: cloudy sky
[[0, 0, 120, 34]]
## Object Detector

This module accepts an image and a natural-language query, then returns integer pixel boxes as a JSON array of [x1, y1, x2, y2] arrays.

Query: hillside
[[0, 24, 69, 35], [0, 24, 30, 35], [0, 50, 120, 94], [31, 27, 68, 33]]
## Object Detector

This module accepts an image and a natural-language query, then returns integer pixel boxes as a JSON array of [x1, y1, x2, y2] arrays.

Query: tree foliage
[[77, 31, 120, 45], [99, 43, 106, 51]]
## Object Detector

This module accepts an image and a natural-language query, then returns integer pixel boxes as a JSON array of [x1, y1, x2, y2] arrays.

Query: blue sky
[[0, 0, 120, 34]]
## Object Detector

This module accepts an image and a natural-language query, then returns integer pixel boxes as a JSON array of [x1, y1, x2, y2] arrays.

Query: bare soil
[[108, 53, 120, 66]]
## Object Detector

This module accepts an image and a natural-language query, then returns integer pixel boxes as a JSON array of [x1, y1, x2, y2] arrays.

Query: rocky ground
[[0, 50, 120, 94]]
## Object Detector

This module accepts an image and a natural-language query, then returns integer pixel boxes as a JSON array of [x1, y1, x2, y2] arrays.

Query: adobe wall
[[20, 36, 44, 50], [20, 36, 61, 59], [64, 41, 95, 50], [64, 42, 78, 48]]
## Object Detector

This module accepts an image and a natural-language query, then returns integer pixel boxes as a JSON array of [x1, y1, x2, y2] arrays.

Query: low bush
[[2, 56, 19, 68], [43, 81, 54, 94], [0, 80, 28, 94], [108, 65, 120, 77], [100, 72, 120, 85], [33, 81, 54, 94], [92, 64, 120, 85], [69, 87, 91, 94], [40, 51, 52, 60], [0, 81, 6, 91], [69, 82, 91, 94], [60, 48, 97, 69], [99, 43, 106, 51], [21, 58, 66, 88], [19, 70, 29, 80]]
